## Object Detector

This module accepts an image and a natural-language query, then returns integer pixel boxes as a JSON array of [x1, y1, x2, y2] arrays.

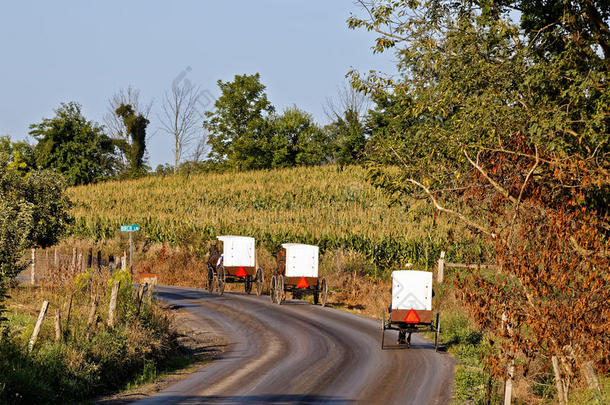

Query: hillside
[[68, 165, 483, 276]]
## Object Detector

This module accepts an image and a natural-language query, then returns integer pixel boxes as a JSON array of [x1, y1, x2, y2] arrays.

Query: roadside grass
[[0, 269, 186, 404]]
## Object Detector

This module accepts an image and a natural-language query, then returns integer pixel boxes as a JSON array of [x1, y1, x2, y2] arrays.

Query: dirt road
[[135, 285, 454, 405]]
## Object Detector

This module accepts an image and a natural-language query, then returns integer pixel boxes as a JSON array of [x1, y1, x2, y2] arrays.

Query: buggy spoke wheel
[[434, 312, 441, 352], [256, 268, 264, 296], [270, 276, 277, 303], [381, 309, 386, 350], [320, 277, 328, 307], [245, 275, 252, 294]]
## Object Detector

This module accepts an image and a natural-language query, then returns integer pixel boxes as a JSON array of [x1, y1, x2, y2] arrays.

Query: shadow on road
[[104, 394, 353, 404]]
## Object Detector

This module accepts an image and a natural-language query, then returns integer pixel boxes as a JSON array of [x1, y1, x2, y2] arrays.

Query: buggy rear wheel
[[270, 275, 277, 303], [207, 267, 214, 293], [245, 275, 252, 294], [218, 266, 226, 296], [255, 268, 264, 296], [434, 312, 441, 352], [381, 309, 386, 350], [319, 277, 328, 307]]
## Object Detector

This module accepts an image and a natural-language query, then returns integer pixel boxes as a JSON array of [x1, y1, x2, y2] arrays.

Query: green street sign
[[120, 225, 140, 232]]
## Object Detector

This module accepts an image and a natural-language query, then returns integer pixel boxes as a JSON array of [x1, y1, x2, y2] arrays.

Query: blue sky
[[0, 0, 396, 167]]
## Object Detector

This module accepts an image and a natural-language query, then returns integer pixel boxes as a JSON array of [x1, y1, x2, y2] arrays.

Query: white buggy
[[206, 235, 264, 295], [269, 243, 328, 306], [381, 270, 441, 350]]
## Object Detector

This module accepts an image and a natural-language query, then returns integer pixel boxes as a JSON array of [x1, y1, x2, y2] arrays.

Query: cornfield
[[68, 165, 486, 276]]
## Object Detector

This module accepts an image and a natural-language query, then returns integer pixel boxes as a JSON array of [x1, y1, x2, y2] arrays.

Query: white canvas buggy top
[[281, 243, 319, 277], [391, 270, 432, 311], [217, 235, 255, 267]]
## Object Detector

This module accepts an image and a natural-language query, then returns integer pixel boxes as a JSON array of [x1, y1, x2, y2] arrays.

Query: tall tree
[[29, 102, 118, 186], [0, 159, 71, 319], [349, 0, 609, 400], [160, 81, 203, 173], [326, 109, 367, 168], [103, 87, 152, 171], [114, 104, 149, 176], [0, 136, 35, 174], [204, 73, 276, 170], [270, 107, 332, 167]]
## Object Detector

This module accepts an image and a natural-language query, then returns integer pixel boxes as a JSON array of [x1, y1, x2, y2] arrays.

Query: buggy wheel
[[277, 275, 285, 304], [434, 312, 441, 352], [207, 267, 215, 293], [270, 275, 277, 303], [255, 268, 264, 296], [218, 266, 226, 296], [313, 287, 319, 305], [319, 277, 328, 307], [381, 309, 386, 350], [245, 275, 252, 294]]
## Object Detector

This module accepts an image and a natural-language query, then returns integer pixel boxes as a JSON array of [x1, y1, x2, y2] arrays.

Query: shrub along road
[[135, 285, 455, 405]]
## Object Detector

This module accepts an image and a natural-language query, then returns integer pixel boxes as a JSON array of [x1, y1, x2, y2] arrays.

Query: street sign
[[120, 225, 140, 278], [121, 225, 140, 232]]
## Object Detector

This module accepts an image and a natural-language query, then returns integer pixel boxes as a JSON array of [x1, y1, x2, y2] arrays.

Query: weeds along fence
[[26, 247, 126, 285], [67, 165, 492, 278]]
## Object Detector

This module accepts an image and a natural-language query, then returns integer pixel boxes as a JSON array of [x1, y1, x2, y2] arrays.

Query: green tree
[[349, 0, 609, 400], [326, 109, 366, 168], [270, 107, 332, 167], [29, 102, 118, 185], [0, 159, 72, 319], [205, 74, 276, 170], [114, 104, 149, 176], [0, 136, 35, 174]]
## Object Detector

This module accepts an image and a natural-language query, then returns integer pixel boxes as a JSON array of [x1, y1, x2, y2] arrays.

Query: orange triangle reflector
[[297, 277, 309, 288], [236, 267, 246, 277], [404, 309, 420, 323]]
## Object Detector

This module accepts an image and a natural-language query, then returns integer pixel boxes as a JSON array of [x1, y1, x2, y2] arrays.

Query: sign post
[[120, 225, 140, 278]]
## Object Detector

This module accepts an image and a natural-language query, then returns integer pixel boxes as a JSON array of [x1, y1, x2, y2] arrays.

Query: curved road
[[136, 285, 455, 405]]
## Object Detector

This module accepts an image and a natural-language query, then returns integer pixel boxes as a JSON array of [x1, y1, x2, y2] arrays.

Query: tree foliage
[[0, 159, 72, 318], [271, 107, 332, 167], [29, 102, 118, 185], [114, 103, 149, 176], [349, 0, 609, 398], [205, 74, 276, 170]]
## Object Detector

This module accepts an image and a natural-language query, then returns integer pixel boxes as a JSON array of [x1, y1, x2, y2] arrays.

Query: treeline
[[2, 73, 370, 185]]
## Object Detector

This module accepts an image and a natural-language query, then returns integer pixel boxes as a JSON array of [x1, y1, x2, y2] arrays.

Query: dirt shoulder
[[95, 303, 226, 404]]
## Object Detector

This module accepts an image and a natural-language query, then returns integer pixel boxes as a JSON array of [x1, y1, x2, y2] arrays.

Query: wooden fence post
[[552, 355, 568, 405], [122, 251, 127, 271], [54, 309, 62, 342], [437, 250, 445, 283], [85, 295, 99, 338], [108, 281, 120, 327], [54, 248, 59, 268], [30, 248, 36, 285], [77, 252, 83, 272], [72, 247, 77, 268], [87, 248, 92, 269], [28, 301, 49, 353], [136, 284, 146, 316]]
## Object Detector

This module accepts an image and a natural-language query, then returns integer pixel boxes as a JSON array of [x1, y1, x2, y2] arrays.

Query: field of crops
[[68, 165, 484, 276]]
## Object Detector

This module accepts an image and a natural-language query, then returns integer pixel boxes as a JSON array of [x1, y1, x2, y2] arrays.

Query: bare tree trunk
[[552, 355, 569, 405]]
